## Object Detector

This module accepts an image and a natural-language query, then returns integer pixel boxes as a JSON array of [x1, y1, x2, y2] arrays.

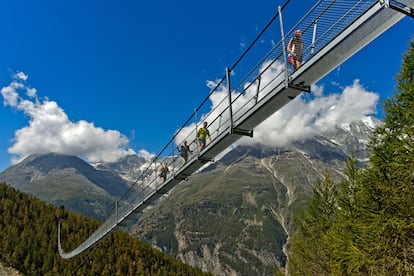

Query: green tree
[[349, 40, 414, 274], [288, 172, 338, 275], [0, 182, 209, 275], [288, 40, 414, 275]]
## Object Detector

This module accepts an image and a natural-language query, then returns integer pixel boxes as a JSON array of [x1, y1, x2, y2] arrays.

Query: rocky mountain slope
[[93, 154, 148, 181], [130, 117, 380, 275], [0, 153, 132, 220], [0, 117, 380, 275]]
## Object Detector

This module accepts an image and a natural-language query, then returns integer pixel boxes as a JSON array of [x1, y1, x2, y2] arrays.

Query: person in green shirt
[[197, 121, 211, 151]]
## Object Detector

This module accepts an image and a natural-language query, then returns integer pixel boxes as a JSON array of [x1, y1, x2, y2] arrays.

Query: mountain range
[[131, 117, 379, 275], [0, 116, 380, 275], [0, 153, 133, 220]]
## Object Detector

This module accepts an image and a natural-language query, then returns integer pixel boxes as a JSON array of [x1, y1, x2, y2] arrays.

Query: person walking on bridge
[[159, 162, 170, 183], [179, 140, 192, 163], [197, 122, 211, 151], [287, 29, 304, 70]]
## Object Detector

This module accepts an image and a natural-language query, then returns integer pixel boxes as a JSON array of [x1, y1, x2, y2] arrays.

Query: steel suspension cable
[[230, 0, 291, 72], [116, 0, 294, 205]]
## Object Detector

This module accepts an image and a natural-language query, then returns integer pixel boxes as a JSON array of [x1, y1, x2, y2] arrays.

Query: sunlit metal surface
[[58, 0, 412, 259]]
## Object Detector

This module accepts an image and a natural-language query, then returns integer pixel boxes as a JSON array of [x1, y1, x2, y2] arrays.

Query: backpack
[[288, 43, 295, 65]]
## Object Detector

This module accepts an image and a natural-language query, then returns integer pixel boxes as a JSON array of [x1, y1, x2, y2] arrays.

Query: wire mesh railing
[[59, 0, 399, 258]]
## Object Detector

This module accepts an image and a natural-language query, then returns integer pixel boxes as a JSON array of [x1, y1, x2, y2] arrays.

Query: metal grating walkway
[[58, 0, 413, 259]]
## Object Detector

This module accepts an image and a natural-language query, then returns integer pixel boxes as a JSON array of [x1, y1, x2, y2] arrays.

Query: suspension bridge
[[58, 0, 413, 259]]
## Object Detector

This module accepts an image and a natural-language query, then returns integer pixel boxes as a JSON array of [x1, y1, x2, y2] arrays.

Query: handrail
[[101, 0, 296, 219], [58, 0, 411, 258]]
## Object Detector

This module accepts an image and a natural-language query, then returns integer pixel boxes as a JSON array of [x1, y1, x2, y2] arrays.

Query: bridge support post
[[311, 20, 318, 55], [194, 108, 200, 154], [226, 67, 253, 138], [255, 76, 261, 104], [171, 142, 176, 175], [226, 67, 234, 132], [278, 5, 289, 87]]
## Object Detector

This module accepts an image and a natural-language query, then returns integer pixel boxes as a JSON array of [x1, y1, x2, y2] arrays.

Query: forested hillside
[[0, 183, 208, 275], [288, 40, 414, 275]]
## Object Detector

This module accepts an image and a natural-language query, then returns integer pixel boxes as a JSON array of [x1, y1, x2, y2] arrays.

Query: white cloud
[[239, 79, 379, 147], [137, 149, 155, 160], [1, 81, 22, 107], [26, 87, 37, 98], [1, 72, 137, 164], [174, 59, 379, 152], [14, 71, 28, 81], [312, 83, 324, 97]]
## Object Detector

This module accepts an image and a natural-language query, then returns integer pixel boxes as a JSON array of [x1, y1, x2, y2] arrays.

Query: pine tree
[[0, 183, 208, 275], [288, 40, 414, 275], [288, 172, 338, 275], [350, 40, 414, 274]]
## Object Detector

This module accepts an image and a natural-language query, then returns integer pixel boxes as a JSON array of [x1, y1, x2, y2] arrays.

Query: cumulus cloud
[[14, 71, 28, 81], [137, 149, 155, 160], [173, 59, 379, 151], [240, 79, 379, 147], [1, 72, 136, 164]]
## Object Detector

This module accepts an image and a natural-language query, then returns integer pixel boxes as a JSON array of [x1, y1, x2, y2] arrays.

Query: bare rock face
[[131, 118, 378, 275]]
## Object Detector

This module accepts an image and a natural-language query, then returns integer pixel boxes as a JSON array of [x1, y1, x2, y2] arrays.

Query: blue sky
[[0, 0, 412, 171]]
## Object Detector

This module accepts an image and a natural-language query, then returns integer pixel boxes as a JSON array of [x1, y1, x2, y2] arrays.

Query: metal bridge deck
[[58, 0, 413, 259]]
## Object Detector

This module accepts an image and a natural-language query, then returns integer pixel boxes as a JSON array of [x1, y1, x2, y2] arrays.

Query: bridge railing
[[60, 0, 388, 258], [108, 0, 380, 231]]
